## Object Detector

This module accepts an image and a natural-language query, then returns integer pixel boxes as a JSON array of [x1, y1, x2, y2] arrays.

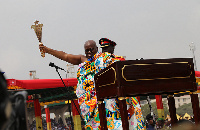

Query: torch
[[31, 20, 45, 57]]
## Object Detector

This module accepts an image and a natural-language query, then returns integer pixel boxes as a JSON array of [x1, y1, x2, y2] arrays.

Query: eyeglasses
[[85, 48, 95, 53]]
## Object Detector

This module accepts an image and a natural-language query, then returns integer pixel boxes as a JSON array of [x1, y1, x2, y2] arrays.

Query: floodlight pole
[[189, 42, 197, 71]]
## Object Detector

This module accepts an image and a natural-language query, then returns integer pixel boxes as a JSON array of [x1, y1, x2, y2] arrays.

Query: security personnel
[[99, 38, 125, 60]]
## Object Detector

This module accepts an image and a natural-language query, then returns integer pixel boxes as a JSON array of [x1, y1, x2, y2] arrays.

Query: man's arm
[[39, 43, 87, 65]]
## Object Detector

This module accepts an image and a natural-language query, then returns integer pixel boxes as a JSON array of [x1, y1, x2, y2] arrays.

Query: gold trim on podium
[[122, 62, 191, 82], [98, 101, 103, 104], [118, 97, 126, 100], [97, 67, 117, 87]]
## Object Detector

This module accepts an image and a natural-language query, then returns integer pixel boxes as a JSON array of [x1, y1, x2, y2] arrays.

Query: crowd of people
[[145, 113, 196, 130], [28, 117, 73, 130], [27, 114, 196, 130]]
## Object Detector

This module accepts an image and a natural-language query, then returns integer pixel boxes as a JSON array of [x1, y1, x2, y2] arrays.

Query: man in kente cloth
[[39, 40, 145, 130], [99, 38, 146, 130]]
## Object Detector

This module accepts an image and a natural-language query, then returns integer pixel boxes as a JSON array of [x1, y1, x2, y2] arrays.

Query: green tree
[[141, 101, 157, 121], [141, 100, 197, 121], [176, 103, 193, 117], [141, 100, 169, 121]]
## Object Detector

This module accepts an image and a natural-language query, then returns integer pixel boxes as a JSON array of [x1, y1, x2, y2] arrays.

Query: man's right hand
[[39, 42, 47, 57]]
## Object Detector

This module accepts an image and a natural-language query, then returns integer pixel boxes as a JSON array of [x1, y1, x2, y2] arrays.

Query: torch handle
[[41, 50, 45, 58], [39, 43, 45, 58]]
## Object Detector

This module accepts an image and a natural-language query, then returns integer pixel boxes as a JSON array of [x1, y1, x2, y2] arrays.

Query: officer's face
[[102, 46, 115, 54]]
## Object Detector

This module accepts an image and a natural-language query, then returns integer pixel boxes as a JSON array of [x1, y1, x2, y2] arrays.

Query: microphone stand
[[54, 68, 85, 130]]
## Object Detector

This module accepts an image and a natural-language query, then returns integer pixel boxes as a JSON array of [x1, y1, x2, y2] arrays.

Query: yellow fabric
[[7, 85, 23, 89], [183, 113, 191, 119], [73, 115, 82, 130], [35, 116, 43, 130], [40, 100, 71, 106], [65, 100, 71, 104], [166, 114, 171, 121], [47, 122, 51, 130], [157, 109, 165, 119], [176, 114, 181, 120], [196, 77, 200, 83]]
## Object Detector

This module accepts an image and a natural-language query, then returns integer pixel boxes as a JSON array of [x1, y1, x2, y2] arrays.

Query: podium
[[94, 58, 199, 130]]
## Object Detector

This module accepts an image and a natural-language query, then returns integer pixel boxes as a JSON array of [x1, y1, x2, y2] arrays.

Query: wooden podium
[[94, 58, 199, 130]]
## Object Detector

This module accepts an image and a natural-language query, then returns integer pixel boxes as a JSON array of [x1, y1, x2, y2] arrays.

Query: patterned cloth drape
[[76, 52, 146, 130]]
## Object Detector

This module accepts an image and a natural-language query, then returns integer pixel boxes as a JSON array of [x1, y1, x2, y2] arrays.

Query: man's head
[[99, 38, 116, 54], [84, 40, 98, 59], [102, 45, 115, 54], [146, 114, 155, 125]]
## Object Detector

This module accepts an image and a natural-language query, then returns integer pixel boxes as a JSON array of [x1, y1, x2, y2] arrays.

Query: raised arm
[[39, 43, 87, 65]]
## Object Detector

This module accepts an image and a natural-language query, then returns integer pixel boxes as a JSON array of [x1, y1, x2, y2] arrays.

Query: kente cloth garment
[[76, 52, 146, 130], [113, 54, 125, 61]]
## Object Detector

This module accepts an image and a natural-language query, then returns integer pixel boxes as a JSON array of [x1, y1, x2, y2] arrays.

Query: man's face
[[84, 42, 98, 59], [102, 45, 115, 54], [148, 119, 154, 125]]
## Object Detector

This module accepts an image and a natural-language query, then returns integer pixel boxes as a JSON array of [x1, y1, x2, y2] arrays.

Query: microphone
[[49, 62, 66, 72]]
